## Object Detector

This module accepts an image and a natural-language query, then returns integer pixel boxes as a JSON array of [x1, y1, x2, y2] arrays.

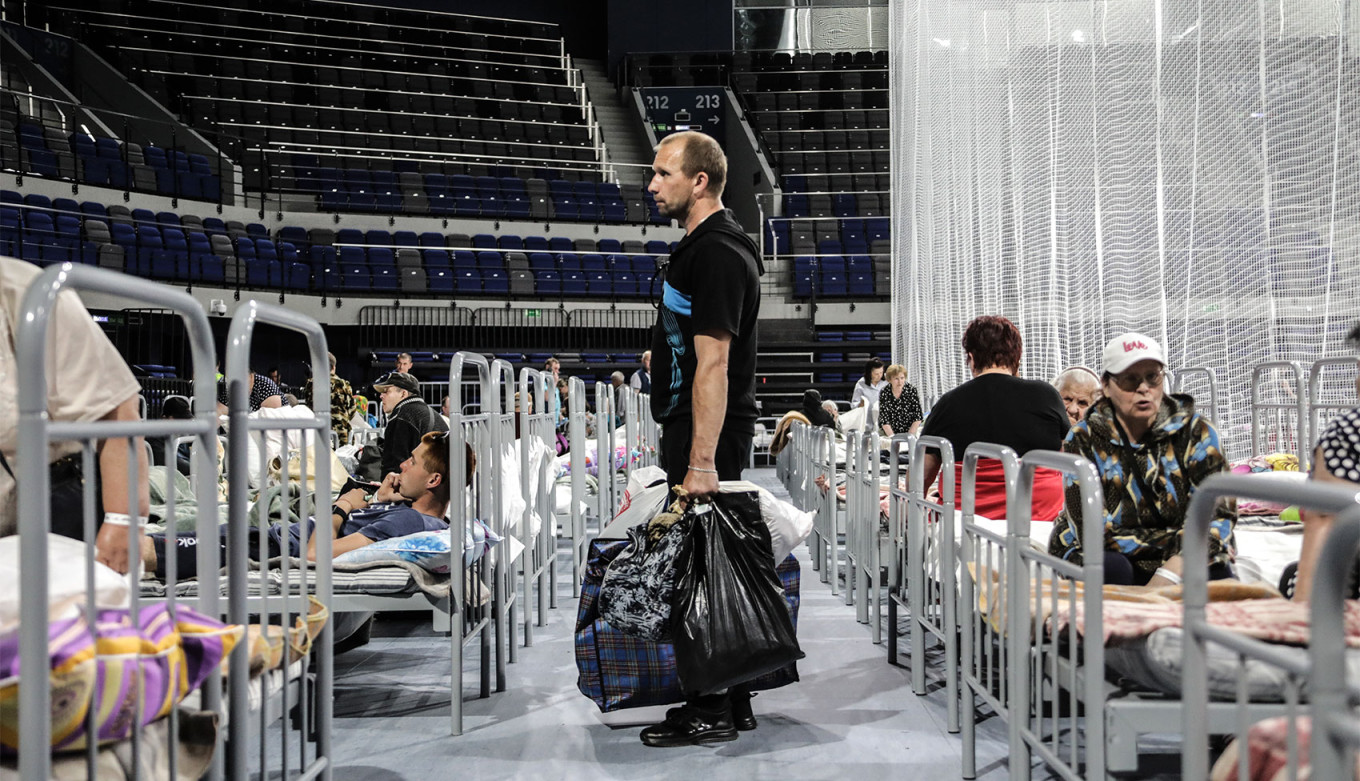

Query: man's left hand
[[372, 473, 403, 503]]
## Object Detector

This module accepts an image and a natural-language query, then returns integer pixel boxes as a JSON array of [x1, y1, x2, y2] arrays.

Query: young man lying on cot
[[140, 432, 473, 579]]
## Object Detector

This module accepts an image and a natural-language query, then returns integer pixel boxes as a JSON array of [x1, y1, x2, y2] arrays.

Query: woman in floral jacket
[[1047, 333, 1236, 586]]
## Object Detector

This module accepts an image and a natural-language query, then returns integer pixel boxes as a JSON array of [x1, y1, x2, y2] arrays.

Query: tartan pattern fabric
[[576, 538, 801, 712]]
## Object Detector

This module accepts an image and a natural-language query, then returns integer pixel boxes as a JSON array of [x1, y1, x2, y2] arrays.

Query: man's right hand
[[338, 487, 371, 512], [681, 467, 720, 504]]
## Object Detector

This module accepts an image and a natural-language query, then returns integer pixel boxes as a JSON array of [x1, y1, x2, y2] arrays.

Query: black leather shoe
[[640, 702, 738, 747], [729, 688, 757, 731]]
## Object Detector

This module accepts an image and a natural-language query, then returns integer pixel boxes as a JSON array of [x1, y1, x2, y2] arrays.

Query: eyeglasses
[[1109, 368, 1165, 392]]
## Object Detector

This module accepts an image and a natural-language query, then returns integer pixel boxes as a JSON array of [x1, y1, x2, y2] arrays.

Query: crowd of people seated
[[787, 314, 1360, 597]]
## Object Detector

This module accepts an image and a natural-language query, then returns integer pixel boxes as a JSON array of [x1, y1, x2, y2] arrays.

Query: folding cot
[[11, 266, 333, 781], [1181, 475, 1360, 779], [518, 366, 558, 645]]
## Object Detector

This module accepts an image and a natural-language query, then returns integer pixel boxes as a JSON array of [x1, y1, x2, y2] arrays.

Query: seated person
[[851, 358, 887, 411], [1048, 333, 1236, 586], [151, 395, 194, 475], [1283, 406, 1360, 601], [877, 364, 923, 437], [1053, 366, 1102, 427], [0, 256, 149, 575], [142, 433, 470, 579], [374, 371, 448, 478], [919, 316, 1069, 521], [800, 389, 837, 429], [215, 368, 283, 414]]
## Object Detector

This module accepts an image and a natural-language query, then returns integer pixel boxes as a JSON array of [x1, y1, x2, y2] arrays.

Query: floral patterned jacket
[[1047, 393, 1236, 580]]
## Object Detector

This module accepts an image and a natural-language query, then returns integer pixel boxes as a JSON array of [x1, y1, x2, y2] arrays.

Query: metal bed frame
[[1169, 365, 1220, 424], [1008, 450, 1106, 781], [959, 443, 1021, 779], [490, 359, 521, 679], [888, 435, 961, 726], [443, 352, 500, 735], [806, 424, 842, 591], [1009, 459, 1360, 779], [1250, 361, 1310, 467], [518, 366, 557, 644], [1181, 474, 1360, 779], [565, 375, 592, 597], [222, 300, 336, 780], [594, 381, 620, 524], [15, 265, 334, 781], [843, 428, 885, 643]]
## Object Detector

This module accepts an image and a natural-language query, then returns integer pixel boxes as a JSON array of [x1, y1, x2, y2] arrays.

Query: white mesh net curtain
[[888, 1, 1360, 459]]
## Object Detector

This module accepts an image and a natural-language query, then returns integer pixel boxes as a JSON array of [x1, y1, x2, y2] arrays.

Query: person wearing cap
[[374, 371, 448, 479], [1052, 366, 1103, 427], [1047, 332, 1237, 586]]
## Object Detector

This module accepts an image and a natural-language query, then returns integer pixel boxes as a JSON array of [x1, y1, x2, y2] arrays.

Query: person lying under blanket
[[140, 432, 473, 579]]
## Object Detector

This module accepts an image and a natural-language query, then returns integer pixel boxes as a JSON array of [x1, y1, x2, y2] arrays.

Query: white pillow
[[332, 521, 502, 574], [0, 534, 129, 628]]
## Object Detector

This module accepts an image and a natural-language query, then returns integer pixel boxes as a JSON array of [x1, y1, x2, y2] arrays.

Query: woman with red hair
[[918, 315, 1070, 521]]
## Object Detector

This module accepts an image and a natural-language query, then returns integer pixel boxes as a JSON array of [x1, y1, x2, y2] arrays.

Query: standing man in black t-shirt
[[641, 130, 764, 748]]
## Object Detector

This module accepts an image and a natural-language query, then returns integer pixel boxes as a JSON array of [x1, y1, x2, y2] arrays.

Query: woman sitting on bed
[[141, 432, 473, 580], [1282, 406, 1360, 601], [1047, 333, 1236, 586], [918, 316, 1069, 521]]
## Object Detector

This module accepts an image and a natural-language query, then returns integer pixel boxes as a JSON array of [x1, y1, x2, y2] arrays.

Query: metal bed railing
[[518, 366, 556, 645], [959, 443, 1021, 779], [566, 375, 591, 597], [905, 436, 958, 724], [594, 381, 620, 522], [842, 428, 884, 642], [1251, 361, 1310, 468], [1181, 474, 1360, 779], [223, 300, 335, 780], [1169, 365, 1220, 424], [490, 358, 521, 673], [806, 424, 841, 590], [15, 265, 335, 781], [445, 351, 499, 735], [1307, 357, 1360, 457], [1009, 450, 1105, 781]]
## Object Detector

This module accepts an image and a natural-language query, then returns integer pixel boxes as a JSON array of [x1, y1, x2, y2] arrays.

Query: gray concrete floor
[[324, 467, 1022, 780]]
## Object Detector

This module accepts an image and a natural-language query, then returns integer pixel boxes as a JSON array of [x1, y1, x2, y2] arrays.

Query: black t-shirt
[[920, 373, 1070, 458], [650, 209, 762, 431]]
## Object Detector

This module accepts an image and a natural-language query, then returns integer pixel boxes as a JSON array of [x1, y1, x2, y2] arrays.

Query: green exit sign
[[526, 309, 541, 318], [1203, 303, 1221, 313]]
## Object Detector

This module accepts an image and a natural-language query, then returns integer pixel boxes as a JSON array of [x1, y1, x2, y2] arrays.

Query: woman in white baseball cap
[[1047, 331, 1237, 586]]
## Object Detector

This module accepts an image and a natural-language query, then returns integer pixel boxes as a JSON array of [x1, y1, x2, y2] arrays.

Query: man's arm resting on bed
[[308, 530, 375, 562], [95, 395, 152, 574]]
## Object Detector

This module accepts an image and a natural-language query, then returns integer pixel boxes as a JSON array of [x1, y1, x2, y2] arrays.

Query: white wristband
[[1153, 567, 1182, 585], [102, 512, 146, 528]]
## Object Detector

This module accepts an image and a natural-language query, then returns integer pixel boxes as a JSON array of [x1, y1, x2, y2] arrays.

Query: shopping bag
[[670, 491, 805, 696], [575, 538, 801, 712], [598, 507, 690, 641]]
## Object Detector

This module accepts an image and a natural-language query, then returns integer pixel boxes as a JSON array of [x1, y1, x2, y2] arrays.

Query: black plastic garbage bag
[[670, 491, 805, 696]]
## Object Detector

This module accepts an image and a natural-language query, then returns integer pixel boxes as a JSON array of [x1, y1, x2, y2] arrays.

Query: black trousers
[[659, 421, 753, 487]]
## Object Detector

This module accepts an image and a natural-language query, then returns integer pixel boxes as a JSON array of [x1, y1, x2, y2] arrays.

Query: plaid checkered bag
[[575, 538, 801, 712]]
